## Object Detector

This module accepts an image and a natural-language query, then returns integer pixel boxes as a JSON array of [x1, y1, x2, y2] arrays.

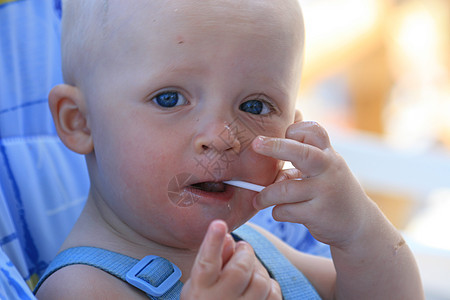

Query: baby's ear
[[294, 109, 303, 123], [48, 84, 93, 154]]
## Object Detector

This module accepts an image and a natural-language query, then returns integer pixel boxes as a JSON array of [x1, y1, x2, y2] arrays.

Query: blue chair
[[0, 0, 89, 297], [0, 247, 35, 300], [0, 0, 328, 298]]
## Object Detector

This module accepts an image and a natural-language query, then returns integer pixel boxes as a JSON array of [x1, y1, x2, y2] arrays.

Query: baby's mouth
[[186, 180, 233, 202], [189, 182, 226, 193], [167, 173, 234, 207]]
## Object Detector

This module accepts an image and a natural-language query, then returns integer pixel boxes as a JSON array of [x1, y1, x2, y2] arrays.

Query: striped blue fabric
[[0, 0, 89, 290], [0, 248, 35, 300]]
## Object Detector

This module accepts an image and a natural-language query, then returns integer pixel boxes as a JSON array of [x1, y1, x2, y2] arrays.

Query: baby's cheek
[[243, 150, 280, 185]]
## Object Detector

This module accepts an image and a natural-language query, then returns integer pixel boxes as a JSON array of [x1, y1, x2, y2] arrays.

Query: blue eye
[[239, 100, 273, 115], [152, 91, 187, 108]]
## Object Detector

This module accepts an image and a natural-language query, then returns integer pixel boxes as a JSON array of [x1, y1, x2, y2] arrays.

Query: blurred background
[[1, 0, 447, 297], [297, 0, 450, 298]]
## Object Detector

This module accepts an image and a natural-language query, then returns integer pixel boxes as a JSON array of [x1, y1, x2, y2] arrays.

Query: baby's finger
[[242, 256, 274, 299], [252, 136, 328, 178], [221, 241, 255, 295], [190, 220, 228, 287], [274, 168, 303, 183], [286, 121, 331, 150], [221, 233, 236, 267], [268, 279, 282, 300], [253, 179, 313, 211]]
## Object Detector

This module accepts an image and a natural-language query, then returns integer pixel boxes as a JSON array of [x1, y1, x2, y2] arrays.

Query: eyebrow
[[160, 58, 209, 76], [260, 77, 291, 102], [151, 55, 292, 104]]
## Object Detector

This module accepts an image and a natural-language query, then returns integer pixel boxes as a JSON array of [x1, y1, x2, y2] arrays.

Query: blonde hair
[[61, 0, 304, 88], [61, 0, 109, 85]]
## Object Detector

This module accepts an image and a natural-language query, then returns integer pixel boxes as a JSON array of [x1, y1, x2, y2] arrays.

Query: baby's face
[[83, 0, 304, 249]]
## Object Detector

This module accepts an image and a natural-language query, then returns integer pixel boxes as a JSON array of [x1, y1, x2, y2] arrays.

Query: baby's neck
[[60, 194, 198, 282]]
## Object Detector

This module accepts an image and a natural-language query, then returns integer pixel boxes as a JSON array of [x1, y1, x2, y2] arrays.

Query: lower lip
[[184, 185, 234, 202]]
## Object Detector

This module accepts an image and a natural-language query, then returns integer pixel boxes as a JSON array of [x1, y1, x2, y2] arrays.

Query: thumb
[[274, 168, 303, 183]]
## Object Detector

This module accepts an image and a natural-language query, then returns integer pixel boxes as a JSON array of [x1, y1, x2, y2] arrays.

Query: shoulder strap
[[233, 224, 321, 299], [34, 224, 321, 299], [33, 247, 183, 299]]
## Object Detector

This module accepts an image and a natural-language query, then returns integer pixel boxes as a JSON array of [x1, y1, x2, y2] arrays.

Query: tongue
[[191, 182, 225, 192]]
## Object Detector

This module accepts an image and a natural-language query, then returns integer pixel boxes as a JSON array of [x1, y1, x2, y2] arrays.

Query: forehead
[[98, 0, 304, 69], [103, 0, 303, 39], [79, 0, 304, 97]]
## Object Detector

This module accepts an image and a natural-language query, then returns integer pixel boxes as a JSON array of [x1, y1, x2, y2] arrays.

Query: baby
[[35, 0, 424, 299]]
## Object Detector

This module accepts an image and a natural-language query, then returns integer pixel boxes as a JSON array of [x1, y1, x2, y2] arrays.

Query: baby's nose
[[194, 121, 241, 155]]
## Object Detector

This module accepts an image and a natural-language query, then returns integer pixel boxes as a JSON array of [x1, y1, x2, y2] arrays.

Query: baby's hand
[[181, 220, 281, 300], [252, 121, 378, 249]]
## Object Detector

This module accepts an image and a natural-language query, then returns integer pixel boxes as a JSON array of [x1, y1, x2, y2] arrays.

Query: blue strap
[[233, 224, 321, 299], [34, 224, 321, 299], [33, 247, 183, 299]]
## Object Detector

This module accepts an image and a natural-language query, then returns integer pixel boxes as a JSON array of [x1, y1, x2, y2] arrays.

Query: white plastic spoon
[[224, 178, 302, 192]]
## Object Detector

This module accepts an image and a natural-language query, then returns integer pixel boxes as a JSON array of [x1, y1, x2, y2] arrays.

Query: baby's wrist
[[331, 200, 403, 260]]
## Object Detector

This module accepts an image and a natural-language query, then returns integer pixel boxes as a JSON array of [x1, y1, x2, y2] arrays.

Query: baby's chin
[[171, 209, 256, 249]]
